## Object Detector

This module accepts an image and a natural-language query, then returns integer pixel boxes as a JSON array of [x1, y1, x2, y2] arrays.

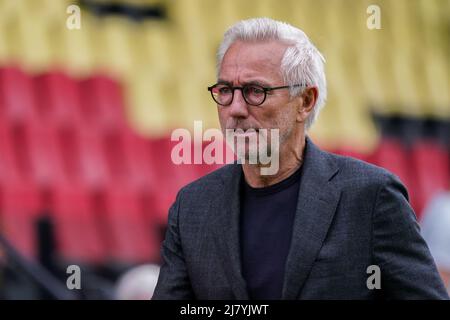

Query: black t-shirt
[[240, 165, 302, 300]]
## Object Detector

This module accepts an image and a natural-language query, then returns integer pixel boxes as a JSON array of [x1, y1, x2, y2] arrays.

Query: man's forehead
[[219, 40, 288, 78], [223, 40, 288, 63]]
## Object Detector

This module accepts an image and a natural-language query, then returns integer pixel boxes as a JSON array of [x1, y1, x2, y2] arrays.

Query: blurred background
[[0, 0, 448, 299]]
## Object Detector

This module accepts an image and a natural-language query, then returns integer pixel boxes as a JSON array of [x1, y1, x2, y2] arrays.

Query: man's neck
[[242, 137, 306, 188]]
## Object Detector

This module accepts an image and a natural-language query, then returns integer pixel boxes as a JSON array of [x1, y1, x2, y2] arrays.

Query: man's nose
[[228, 88, 249, 118]]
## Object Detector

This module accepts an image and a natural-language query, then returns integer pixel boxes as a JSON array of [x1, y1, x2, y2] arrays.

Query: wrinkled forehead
[[219, 40, 289, 81]]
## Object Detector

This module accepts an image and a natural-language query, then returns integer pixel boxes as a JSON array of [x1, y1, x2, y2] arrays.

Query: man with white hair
[[153, 18, 448, 299]]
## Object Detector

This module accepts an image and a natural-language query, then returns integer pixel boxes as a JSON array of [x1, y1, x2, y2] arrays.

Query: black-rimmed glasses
[[207, 83, 305, 106]]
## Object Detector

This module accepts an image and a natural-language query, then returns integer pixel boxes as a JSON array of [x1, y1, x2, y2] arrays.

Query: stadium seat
[[0, 120, 20, 184], [332, 147, 371, 163], [0, 66, 37, 124], [93, 185, 160, 263], [147, 137, 204, 224], [104, 130, 159, 190], [68, 130, 112, 190], [370, 137, 420, 213], [10, 8, 53, 74], [410, 140, 450, 216], [78, 75, 128, 133], [7, 122, 69, 187], [53, 13, 96, 77], [137, 21, 178, 77], [0, 182, 43, 259], [92, 17, 136, 78], [49, 183, 107, 264], [33, 71, 84, 129], [39, 125, 112, 190]]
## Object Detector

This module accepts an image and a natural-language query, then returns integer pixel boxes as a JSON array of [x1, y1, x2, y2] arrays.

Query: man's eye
[[247, 86, 264, 95], [218, 87, 231, 94]]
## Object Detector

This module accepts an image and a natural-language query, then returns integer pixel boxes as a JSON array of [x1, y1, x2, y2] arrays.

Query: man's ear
[[296, 87, 318, 123]]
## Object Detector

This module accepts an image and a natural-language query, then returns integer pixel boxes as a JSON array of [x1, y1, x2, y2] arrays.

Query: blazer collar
[[211, 136, 341, 300], [281, 136, 341, 299], [210, 163, 248, 299]]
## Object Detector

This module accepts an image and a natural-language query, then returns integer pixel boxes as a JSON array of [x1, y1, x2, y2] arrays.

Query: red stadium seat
[[101, 130, 159, 190], [0, 67, 37, 124], [50, 184, 107, 264], [0, 120, 20, 184], [144, 138, 227, 225], [0, 182, 43, 259], [333, 146, 370, 163], [7, 122, 69, 187], [33, 71, 84, 129], [93, 186, 160, 263], [59, 130, 111, 190], [411, 140, 450, 216], [0, 67, 225, 266], [371, 138, 419, 213], [148, 137, 203, 224], [78, 75, 127, 132]]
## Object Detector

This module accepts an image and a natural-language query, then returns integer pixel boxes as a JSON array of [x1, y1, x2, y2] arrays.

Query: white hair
[[217, 17, 327, 130]]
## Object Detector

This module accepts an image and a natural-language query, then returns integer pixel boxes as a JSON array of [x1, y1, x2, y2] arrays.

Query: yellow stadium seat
[[5, 8, 54, 74], [89, 16, 136, 78], [125, 72, 177, 137], [136, 20, 179, 77], [53, 13, 97, 77]]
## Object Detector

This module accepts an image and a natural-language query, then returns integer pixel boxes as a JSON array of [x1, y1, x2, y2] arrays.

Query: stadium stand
[[0, 0, 448, 299]]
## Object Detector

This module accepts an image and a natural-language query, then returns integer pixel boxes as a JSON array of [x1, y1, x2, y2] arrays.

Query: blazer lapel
[[210, 138, 341, 300], [210, 164, 249, 299], [282, 137, 341, 299]]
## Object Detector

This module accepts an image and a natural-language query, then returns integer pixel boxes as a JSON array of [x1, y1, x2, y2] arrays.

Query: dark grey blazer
[[153, 137, 449, 300]]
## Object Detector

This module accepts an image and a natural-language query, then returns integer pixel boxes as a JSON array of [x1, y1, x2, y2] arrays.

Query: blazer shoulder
[[323, 151, 412, 215], [178, 164, 236, 194], [326, 151, 402, 186]]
